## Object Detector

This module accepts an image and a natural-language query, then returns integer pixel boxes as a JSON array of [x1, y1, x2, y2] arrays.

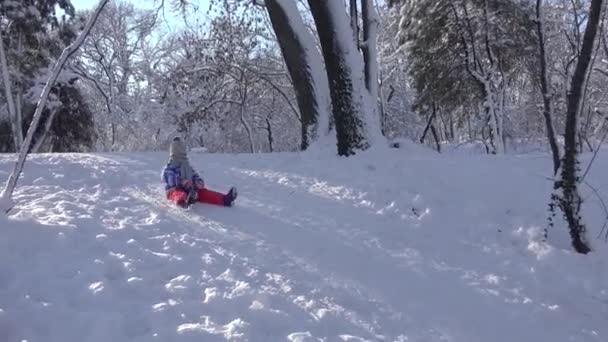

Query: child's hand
[[182, 180, 193, 190]]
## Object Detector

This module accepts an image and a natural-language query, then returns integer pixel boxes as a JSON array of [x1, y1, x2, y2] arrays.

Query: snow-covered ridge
[[0, 149, 607, 341]]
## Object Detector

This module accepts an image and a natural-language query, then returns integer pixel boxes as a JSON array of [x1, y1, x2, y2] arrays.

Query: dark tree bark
[[350, 0, 359, 43], [554, 0, 603, 254], [420, 103, 441, 153], [265, 0, 322, 150], [536, 0, 561, 175], [430, 124, 441, 153], [420, 104, 436, 142], [361, 0, 374, 91], [265, 117, 274, 152], [308, 0, 370, 156]]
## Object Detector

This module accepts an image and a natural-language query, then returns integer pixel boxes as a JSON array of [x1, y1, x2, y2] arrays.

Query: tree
[[535, 0, 561, 175], [204, 0, 383, 155], [30, 80, 96, 152], [307, 0, 382, 155], [0, 0, 76, 151], [71, 1, 159, 151], [159, 6, 302, 153], [375, 4, 420, 141], [1, 0, 110, 213], [397, 0, 537, 154], [551, 0, 604, 254], [361, 0, 380, 107], [265, 0, 331, 150]]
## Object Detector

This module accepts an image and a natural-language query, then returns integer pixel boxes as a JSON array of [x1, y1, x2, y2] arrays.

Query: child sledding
[[161, 137, 237, 208]]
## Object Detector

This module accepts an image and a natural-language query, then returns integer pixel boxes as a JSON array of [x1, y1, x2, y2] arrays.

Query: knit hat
[[170, 137, 188, 162], [169, 137, 194, 183]]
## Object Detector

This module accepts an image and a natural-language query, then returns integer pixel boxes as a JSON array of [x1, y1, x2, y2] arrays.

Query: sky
[[70, 0, 210, 12], [68, 0, 214, 34]]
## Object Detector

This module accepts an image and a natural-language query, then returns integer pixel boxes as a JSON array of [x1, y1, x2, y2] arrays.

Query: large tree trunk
[[0, 0, 111, 213], [554, 0, 603, 254], [265, 0, 331, 150], [307, 0, 380, 156], [536, 0, 561, 175]]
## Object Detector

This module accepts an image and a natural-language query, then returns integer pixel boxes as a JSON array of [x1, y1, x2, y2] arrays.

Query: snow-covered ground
[[1, 145, 607, 341]]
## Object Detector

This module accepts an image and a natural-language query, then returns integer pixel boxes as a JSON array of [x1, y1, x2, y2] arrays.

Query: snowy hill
[[1, 148, 607, 342]]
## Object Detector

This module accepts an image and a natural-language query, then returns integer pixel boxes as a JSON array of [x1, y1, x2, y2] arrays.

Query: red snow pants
[[167, 187, 225, 206]]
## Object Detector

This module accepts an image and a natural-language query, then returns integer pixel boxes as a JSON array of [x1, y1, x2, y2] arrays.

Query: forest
[[1, 0, 605, 155]]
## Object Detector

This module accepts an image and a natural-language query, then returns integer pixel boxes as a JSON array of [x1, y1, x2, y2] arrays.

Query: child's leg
[[196, 188, 226, 206], [167, 189, 188, 206]]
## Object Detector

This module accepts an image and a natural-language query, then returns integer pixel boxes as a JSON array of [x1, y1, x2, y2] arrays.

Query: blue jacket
[[161, 161, 203, 191]]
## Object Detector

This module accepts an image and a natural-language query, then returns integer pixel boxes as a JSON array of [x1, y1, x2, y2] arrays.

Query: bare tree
[[1, 0, 110, 213], [536, 0, 561, 175], [72, 1, 157, 151], [552, 0, 603, 254]]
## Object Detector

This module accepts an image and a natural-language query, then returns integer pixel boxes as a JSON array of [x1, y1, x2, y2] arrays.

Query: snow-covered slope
[[1, 146, 607, 342]]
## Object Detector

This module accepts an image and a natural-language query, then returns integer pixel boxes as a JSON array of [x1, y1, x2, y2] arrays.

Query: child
[[162, 137, 237, 208]]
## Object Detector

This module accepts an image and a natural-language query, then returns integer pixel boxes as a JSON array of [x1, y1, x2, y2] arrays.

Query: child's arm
[[162, 165, 182, 191], [192, 168, 205, 189]]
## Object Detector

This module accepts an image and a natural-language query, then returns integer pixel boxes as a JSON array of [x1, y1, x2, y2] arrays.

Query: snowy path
[[1, 151, 607, 341]]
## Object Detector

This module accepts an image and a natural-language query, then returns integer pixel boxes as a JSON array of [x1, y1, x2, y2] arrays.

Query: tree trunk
[[239, 74, 255, 154], [361, 0, 379, 102], [110, 122, 116, 151], [467, 113, 473, 142], [266, 117, 274, 153], [265, 0, 331, 150], [430, 124, 441, 153], [420, 103, 437, 144], [15, 91, 23, 146], [350, 0, 359, 43], [0, 31, 19, 151], [592, 110, 608, 136], [378, 69, 387, 136], [449, 111, 454, 141], [536, 0, 561, 175], [0, 0, 111, 212], [14, 32, 24, 148], [31, 107, 58, 154], [307, 0, 379, 156], [554, 0, 603, 254]]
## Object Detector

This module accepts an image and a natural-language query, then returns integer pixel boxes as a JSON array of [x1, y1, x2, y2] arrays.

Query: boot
[[223, 187, 238, 207]]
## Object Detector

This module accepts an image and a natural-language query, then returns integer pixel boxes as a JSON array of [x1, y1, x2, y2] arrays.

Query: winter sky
[[71, 0, 210, 11], [70, 0, 212, 28]]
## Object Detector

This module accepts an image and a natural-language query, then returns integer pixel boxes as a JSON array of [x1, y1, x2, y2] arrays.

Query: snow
[[1, 148, 608, 341], [0, 196, 13, 213]]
